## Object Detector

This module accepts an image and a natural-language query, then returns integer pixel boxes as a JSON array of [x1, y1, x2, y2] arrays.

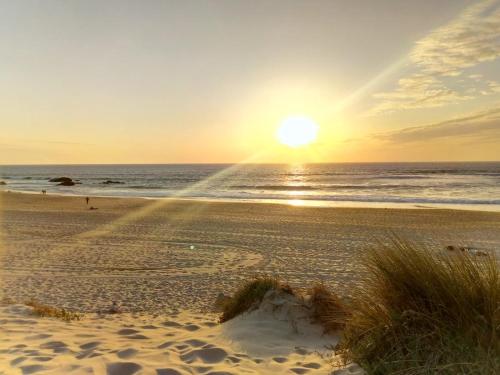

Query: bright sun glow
[[277, 116, 319, 148]]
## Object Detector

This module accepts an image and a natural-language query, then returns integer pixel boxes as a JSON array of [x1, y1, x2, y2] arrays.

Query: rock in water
[[49, 177, 73, 183], [58, 180, 75, 186]]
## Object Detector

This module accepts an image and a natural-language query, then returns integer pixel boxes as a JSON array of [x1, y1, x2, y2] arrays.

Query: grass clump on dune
[[310, 283, 349, 333], [338, 238, 500, 374], [26, 299, 83, 322], [219, 276, 293, 323]]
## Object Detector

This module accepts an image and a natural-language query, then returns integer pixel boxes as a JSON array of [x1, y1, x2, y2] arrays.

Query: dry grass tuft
[[338, 238, 500, 374], [309, 283, 349, 333], [26, 299, 83, 322], [219, 276, 293, 323]]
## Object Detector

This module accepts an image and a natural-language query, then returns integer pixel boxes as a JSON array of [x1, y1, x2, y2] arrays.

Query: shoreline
[[3, 188, 500, 213]]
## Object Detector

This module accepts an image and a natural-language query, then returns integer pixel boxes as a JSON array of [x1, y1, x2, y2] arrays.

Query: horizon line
[[1, 160, 500, 167]]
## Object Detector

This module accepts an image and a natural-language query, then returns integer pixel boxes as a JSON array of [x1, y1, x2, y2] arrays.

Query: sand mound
[[0, 297, 363, 374]]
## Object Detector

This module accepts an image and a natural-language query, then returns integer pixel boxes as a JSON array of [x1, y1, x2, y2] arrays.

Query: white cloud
[[370, 0, 500, 115], [372, 105, 500, 143]]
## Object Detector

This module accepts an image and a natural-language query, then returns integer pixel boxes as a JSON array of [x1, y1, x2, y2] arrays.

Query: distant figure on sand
[[109, 301, 121, 314], [41, 190, 46, 195], [85, 197, 89, 205]]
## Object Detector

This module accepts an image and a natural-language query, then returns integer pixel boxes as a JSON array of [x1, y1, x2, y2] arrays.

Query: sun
[[276, 116, 319, 148]]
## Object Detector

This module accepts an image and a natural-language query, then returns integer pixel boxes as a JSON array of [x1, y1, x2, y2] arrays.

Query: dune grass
[[338, 238, 500, 375], [219, 276, 293, 323], [309, 283, 349, 333], [26, 299, 83, 322]]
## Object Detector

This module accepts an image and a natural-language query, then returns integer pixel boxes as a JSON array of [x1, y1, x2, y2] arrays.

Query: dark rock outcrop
[[0, 181, 6, 185], [58, 180, 75, 186], [49, 177, 73, 183]]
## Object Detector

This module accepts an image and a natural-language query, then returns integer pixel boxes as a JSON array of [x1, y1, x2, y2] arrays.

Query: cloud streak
[[372, 106, 500, 143], [370, 0, 500, 114]]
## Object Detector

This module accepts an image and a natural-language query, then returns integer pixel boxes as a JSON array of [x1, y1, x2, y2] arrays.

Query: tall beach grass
[[217, 239, 499, 374], [338, 238, 499, 374], [219, 276, 293, 323]]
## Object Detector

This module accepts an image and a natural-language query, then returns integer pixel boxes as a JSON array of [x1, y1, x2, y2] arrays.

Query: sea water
[[1, 162, 499, 211]]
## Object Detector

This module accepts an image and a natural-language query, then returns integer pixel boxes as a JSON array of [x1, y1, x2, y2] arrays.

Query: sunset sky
[[1, 0, 499, 164]]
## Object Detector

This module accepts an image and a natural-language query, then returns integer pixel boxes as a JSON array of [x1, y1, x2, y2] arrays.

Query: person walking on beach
[[85, 196, 89, 205]]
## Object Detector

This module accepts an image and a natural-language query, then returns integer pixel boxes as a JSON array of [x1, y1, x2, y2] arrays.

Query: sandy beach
[[1, 191, 500, 374]]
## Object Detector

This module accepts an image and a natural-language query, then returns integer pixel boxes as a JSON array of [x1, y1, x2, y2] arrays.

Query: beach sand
[[1, 191, 500, 374]]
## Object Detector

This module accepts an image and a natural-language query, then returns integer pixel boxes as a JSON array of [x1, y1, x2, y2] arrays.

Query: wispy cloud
[[0, 139, 93, 147], [372, 105, 500, 143], [369, 0, 500, 114]]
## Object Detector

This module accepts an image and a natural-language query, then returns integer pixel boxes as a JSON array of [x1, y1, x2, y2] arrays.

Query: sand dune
[[0, 294, 363, 375]]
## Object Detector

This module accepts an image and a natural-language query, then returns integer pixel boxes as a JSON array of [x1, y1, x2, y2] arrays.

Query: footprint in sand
[[174, 344, 189, 351], [19, 364, 47, 374], [290, 368, 310, 375], [157, 341, 174, 349], [202, 322, 217, 327], [76, 350, 102, 359], [128, 334, 149, 339], [116, 329, 148, 339], [117, 328, 140, 335], [140, 324, 158, 330], [117, 348, 138, 359], [161, 321, 182, 328], [10, 356, 28, 366], [33, 356, 53, 362], [79, 341, 101, 350], [194, 366, 212, 373], [156, 369, 184, 375], [180, 347, 227, 364], [39, 341, 67, 352], [272, 357, 288, 363], [184, 339, 206, 347], [183, 324, 200, 331], [106, 362, 142, 375]]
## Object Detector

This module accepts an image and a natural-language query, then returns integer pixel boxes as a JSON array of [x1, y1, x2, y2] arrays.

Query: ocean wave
[[279, 170, 500, 178], [210, 192, 500, 206], [230, 184, 452, 191], [230, 185, 319, 191], [128, 185, 169, 189]]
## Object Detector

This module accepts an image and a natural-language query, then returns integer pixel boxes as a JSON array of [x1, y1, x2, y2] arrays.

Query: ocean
[[1, 162, 500, 211]]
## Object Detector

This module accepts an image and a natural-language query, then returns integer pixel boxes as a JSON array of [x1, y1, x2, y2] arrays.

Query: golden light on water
[[276, 116, 319, 148]]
